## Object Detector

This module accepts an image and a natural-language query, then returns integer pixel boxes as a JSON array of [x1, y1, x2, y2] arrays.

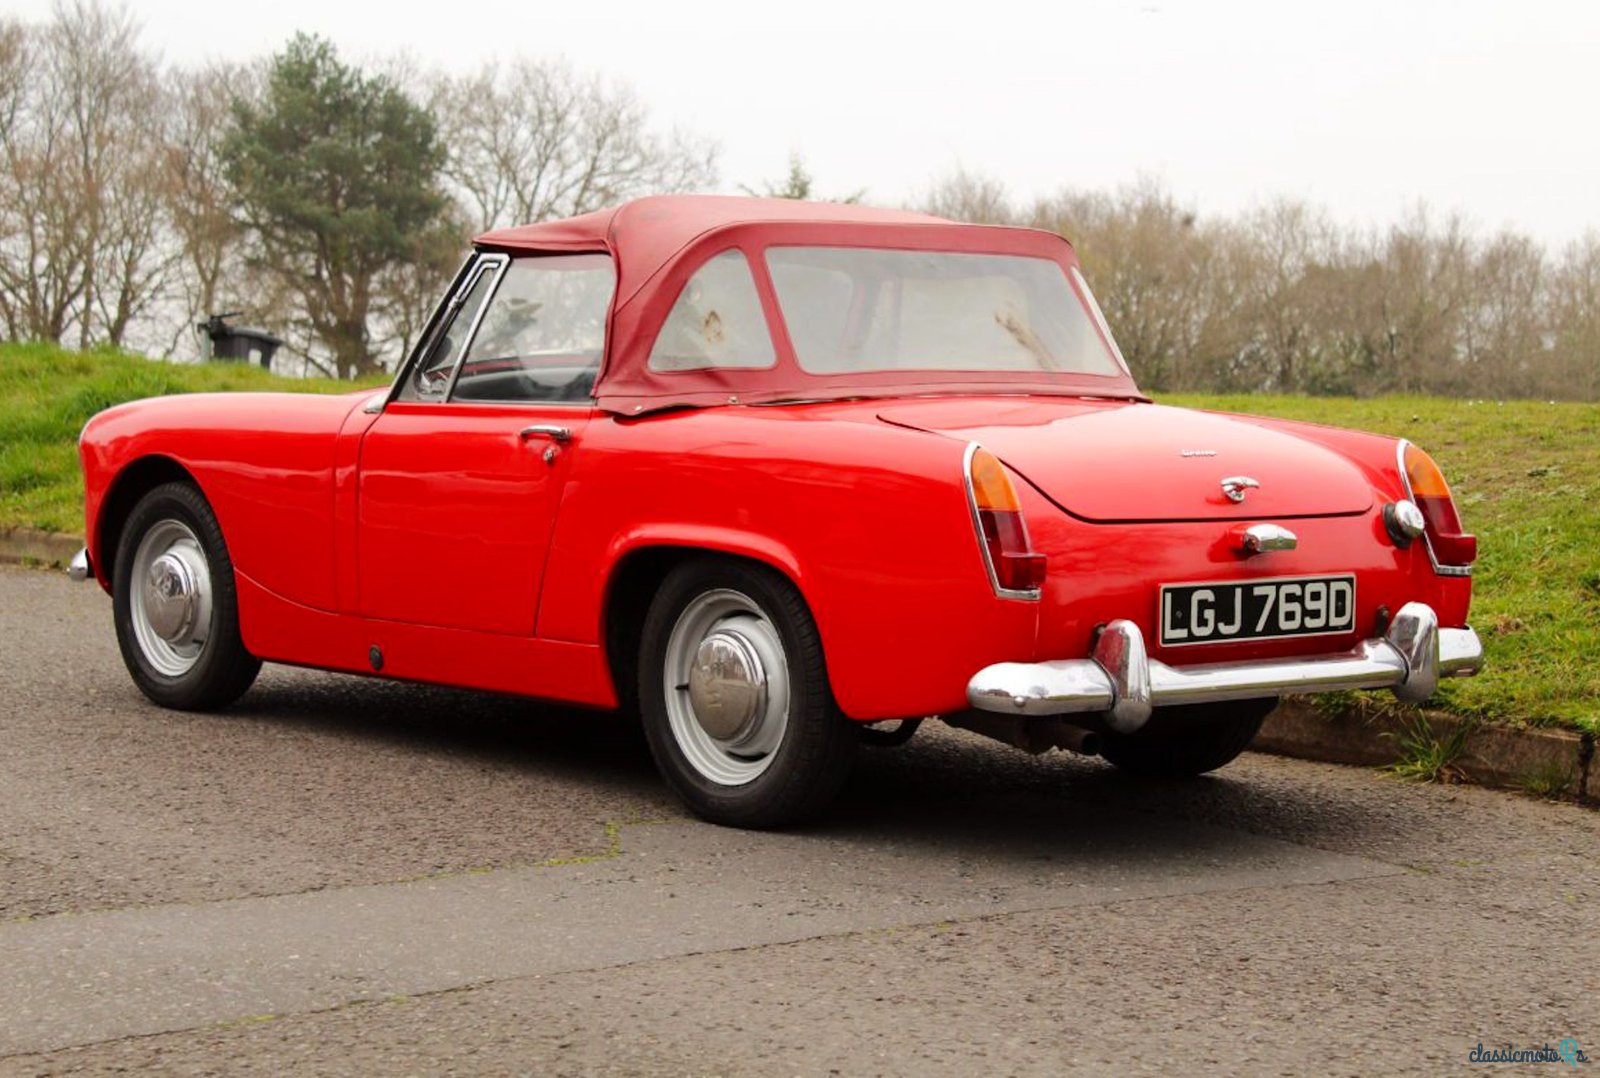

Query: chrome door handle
[[518, 425, 572, 444]]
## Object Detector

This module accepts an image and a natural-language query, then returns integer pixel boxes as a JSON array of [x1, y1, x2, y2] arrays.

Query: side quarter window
[[397, 257, 503, 403], [648, 250, 776, 371]]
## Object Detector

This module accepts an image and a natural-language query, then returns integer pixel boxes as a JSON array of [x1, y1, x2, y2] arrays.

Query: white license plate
[[1159, 575, 1357, 647]]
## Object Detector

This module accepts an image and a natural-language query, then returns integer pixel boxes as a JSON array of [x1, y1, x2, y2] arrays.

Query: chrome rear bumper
[[966, 602, 1482, 734], [68, 547, 91, 582]]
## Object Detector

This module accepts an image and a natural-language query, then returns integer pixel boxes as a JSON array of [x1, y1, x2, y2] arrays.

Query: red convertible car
[[74, 196, 1483, 827]]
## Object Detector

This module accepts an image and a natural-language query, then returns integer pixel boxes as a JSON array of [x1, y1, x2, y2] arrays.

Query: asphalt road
[[0, 562, 1596, 1076]]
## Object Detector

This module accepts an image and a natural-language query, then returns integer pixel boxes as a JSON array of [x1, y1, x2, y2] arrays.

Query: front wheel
[[638, 559, 858, 828], [112, 481, 261, 711], [1098, 698, 1276, 778]]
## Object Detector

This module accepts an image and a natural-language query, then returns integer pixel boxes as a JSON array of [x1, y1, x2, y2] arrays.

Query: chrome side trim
[[966, 602, 1483, 729], [382, 252, 475, 408], [961, 441, 1040, 602], [440, 253, 511, 403], [1396, 439, 1473, 578], [68, 547, 91, 582]]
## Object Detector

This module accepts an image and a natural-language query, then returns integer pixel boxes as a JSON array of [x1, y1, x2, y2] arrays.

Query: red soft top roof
[[474, 195, 945, 309], [471, 195, 1144, 414], [475, 194, 942, 254]]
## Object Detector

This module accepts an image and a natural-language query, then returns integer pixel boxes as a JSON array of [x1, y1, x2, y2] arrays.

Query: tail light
[[964, 443, 1045, 599], [1398, 441, 1477, 575]]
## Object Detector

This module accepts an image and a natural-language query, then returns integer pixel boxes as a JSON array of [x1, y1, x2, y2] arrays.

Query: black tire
[[1098, 698, 1276, 779], [638, 559, 858, 828], [112, 481, 261, 711]]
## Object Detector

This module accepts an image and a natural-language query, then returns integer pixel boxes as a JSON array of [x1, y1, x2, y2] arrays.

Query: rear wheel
[[112, 481, 261, 711], [1098, 698, 1275, 778], [638, 559, 857, 828]]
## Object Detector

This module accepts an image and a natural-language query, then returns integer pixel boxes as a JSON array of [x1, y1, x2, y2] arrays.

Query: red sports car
[[74, 196, 1483, 827]]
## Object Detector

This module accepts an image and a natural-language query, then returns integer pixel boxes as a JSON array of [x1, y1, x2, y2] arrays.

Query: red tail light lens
[[1400, 442, 1477, 572], [965, 444, 1045, 598]]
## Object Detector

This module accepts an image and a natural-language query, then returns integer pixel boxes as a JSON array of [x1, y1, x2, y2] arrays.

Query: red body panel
[[355, 401, 587, 635], [233, 569, 616, 707], [80, 390, 1472, 722], [81, 392, 357, 610], [877, 399, 1373, 521], [533, 407, 1038, 719]]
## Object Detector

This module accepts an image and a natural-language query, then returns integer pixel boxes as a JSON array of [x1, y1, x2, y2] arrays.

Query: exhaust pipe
[[941, 711, 1101, 757], [1053, 723, 1101, 757]]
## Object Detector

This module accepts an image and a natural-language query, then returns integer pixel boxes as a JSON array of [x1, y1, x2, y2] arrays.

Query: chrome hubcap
[[664, 590, 789, 786], [129, 520, 212, 676], [688, 630, 768, 740], [145, 552, 199, 641]]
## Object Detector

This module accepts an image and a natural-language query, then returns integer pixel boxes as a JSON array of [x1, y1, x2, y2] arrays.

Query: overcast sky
[[14, 0, 1598, 246]]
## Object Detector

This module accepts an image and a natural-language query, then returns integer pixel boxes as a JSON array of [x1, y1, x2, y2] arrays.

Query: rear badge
[[1180, 449, 1217, 457]]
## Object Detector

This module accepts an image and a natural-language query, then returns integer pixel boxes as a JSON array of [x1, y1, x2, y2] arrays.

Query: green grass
[[0, 344, 1594, 733], [0, 342, 385, 536], [1164, 393, 1600, 734], [1381, 713, 1472, 784]]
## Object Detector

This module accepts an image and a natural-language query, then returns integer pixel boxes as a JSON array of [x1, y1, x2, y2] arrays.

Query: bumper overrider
[[967, 601, 1483, 734]]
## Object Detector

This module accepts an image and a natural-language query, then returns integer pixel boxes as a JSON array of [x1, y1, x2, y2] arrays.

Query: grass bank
[[1163, 393, 1600, 734], [0, 342, 384, 536], [0, 343, 1594, 732]]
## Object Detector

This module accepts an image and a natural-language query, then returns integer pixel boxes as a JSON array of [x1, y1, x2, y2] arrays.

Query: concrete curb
[[2, 539, 1593, 805], [0, 527, 81, 568], [1254, 699, 1597, 805]]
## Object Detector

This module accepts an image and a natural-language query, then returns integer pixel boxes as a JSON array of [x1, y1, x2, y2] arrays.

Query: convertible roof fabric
[[475, 196, 942, 313], [473, 195, 1144, 413], [477, 195, 938, 265]]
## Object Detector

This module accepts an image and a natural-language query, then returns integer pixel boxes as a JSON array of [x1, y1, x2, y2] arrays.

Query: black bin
[[199, 313, 283, 370]]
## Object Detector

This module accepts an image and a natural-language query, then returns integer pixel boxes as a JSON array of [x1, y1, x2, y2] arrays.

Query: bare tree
[[160, 62, 258, 356], [1463, 232, 1546, 398], [910, 174, 1600, 400], [1548, 233, 1600, 400], [921, 168, 1015, 225], [1030, 180, 1217, 391], [50, 0, 169, 348], [1237, 200, 1338, 392], [1373, 206, 1475, 395], [433, 57, 718, 232], [371, 214, 469, 367], [0, 2, 170, 348], [0, 14, 87, 342]]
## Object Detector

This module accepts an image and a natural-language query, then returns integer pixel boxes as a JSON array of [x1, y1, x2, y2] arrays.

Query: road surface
[[0, 564, 1594, 1075]]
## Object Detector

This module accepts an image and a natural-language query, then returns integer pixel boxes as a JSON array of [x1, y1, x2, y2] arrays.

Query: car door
[[357, 251, 614, 636]]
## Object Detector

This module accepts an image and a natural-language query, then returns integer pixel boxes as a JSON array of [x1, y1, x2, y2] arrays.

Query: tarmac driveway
[[0, 564, 1595, 1075]]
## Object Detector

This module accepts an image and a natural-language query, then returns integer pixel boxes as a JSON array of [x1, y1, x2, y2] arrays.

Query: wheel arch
[[599, 536, 812, 713], [94, 455, 203, 592]]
